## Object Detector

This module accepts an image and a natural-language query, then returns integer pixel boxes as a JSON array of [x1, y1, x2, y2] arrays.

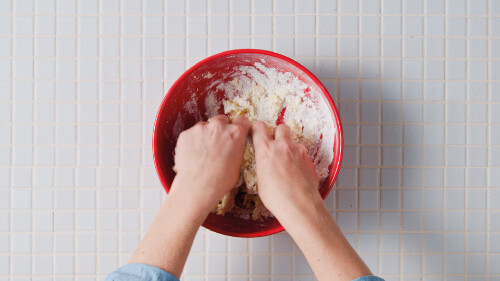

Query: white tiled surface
[[1, 0, 500, 280]]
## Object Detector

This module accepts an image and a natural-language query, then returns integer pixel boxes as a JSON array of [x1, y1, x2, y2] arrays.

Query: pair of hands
[[173, 114, 320, 217], [133, 114, 372, 281]]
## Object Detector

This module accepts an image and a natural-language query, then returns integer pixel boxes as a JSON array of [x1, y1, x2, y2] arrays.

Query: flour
[[200, 63, 335, 220], [205, 63, 335, 182]]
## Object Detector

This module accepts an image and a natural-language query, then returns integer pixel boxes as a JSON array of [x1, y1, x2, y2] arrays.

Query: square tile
[[403, 60, 423, 80], [359, 81, 378, 100], [383, 16, 401, 35], [359, 211, 378, 231], [467, 168, 486, 188], [445, 255, 465, 274], [402, 233, 421, 252], [359, 190, 379, 210], [448, 0, 466, 14], [359, 233, 379, 253], [404, 16, 423, 36], [423, 212, 443, 231], [339, 38, 358, 57], [337, 211, 357, 231], [383, 38, 402, 57], [403, 146, 422, 166], [361, 125, 380, 144], [402, 189, 422, 210], [402, 255, 421, 274], [445, 211, 465, 231], [423, 168, 443, 188], [296, 15, 315, 35], [469, 0, 488, 14], [361, 16, 380, 36], [469, 60, 488, 80], [340, 16, 358, 35], [468, 147, 487, 167], [380, 254, 400, 274], [468, 125, 487, 145], [468, 255, 486, 274], [467, 233, 486, 252], [383, 147, 402, 166], [382, 103, 401, 122], [381, 168, 400, 187], [338, 190, 356, 209], [272, 255, 292, 274], [381, 190, 400, 209], [383, 124, 402, 144], [231, 16, 250, 35], [359, 168, 378, 187], [360, 146, 380, 166], [318, 37, 336, 57], [423, 254, 443, 273]]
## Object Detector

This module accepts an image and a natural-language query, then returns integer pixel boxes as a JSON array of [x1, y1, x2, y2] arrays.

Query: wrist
[[272, 190, 327, 226], [168, 175, 220, 216]]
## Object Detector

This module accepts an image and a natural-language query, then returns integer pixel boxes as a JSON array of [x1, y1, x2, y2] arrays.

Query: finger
[[195, 121, 208, 127], [275, 124, 293, 142], [208, 114, 230, 124], [231, 115, 251, 135], [251, 121, 271, 148]]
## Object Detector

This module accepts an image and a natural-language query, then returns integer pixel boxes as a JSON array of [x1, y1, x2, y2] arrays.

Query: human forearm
[[129, 177, 213, 278], [277, 192, 371, 281]]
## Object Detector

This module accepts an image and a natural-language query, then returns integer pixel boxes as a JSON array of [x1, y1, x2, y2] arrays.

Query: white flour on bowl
[[193, 62, 336, 220]]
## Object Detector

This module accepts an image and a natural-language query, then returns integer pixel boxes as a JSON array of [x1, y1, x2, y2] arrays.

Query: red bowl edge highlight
[[152, 49, 344, 238]]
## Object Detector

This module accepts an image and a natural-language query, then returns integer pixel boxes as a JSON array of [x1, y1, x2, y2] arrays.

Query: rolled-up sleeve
[[105, 263, 179, 281], [352, 276, 385, 281]]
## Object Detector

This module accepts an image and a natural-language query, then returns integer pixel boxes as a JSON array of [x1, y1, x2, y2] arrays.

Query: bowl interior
[[153, 50, 343, 237]]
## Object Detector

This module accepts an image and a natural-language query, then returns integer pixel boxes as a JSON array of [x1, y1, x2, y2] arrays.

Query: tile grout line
[[204, 0, 209, 277], [354, 0, 362, 272], [464, 0, 470, 278], [378, 0, 384, 276], [3, 12, 500, 17], [31, 0, 37, 278], [206, 0, 211, 54], [9, 0, 13, 279], [118, 0, 125, 268], [52, 0, 58, 278], [420, 0, 427, 278], [399, 0, 405, 278], [74, 0, 80, 276], [139, 0, 146, 244], [443, 0, 449, 277], [486, 0, 491, 278], [226, 5, 233, 281], [334, 0, 341, 232], [250, 0, 254, 49], [95, 0, 102, 275]]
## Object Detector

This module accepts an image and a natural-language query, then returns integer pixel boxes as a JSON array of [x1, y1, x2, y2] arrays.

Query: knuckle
[[275, 139, 293, 153], [296, 144, 308, 154], [231, 126, 244, 138], [277, 123, 290, 131], [211, 119, 225, 129], [177, 131, 187, 140]]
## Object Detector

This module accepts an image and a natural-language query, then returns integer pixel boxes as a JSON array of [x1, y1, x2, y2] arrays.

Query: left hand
[[172, 114, 251, 211]]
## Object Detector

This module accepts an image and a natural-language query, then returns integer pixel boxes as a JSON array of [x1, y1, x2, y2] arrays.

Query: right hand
[[251, 121, 321, 217]]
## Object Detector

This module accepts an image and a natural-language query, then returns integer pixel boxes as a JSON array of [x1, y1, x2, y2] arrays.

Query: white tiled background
[[1, 0, 500, 280]]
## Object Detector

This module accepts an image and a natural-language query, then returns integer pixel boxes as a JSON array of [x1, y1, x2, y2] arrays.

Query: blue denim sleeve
[[105, 263, 180, 281], [352, 276, 385, 281]]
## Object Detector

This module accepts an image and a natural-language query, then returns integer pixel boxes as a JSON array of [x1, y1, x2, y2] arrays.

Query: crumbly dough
[[212, 79, 316, 221]]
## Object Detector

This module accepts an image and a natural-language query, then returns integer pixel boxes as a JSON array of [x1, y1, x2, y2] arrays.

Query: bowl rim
[[152, 49, 344, 238]]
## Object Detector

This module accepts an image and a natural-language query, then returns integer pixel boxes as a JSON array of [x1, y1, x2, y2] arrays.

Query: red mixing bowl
[[153, 49, 343, 237]]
